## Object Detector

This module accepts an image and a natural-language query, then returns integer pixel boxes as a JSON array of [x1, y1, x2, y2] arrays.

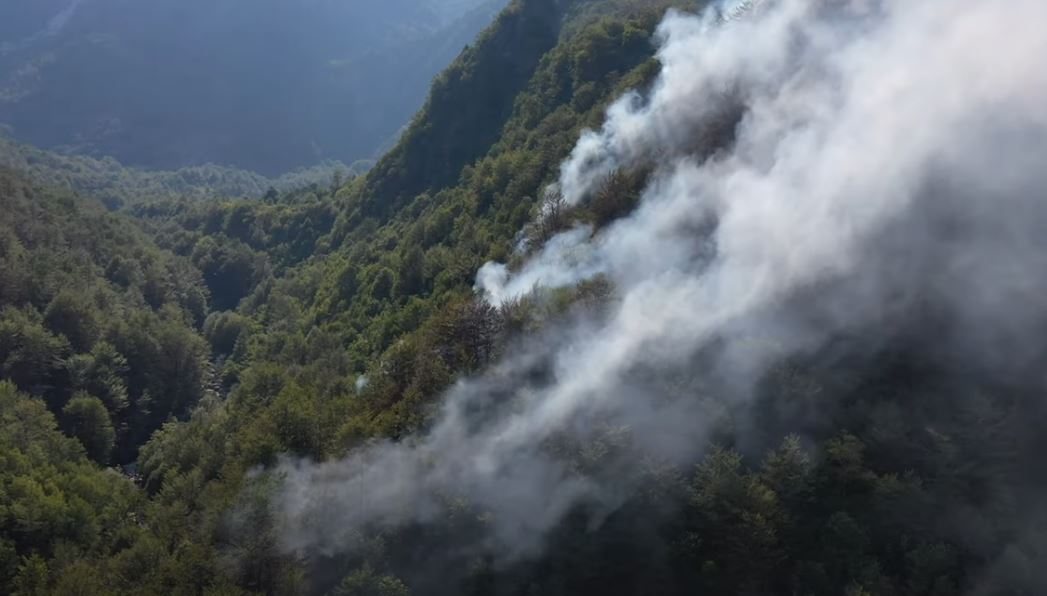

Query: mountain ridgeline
[[0, 0, 508, 175], [2, 0, 1047, 595], [0, 133, 372, 210]]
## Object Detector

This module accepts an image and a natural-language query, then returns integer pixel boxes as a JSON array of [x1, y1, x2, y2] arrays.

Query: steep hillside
[[0, 1, 691, 591], [0, 169, 216, 466], [2, 0, 1046, 594], [0, 0, 507, 174], [0, 381, 150, 596]]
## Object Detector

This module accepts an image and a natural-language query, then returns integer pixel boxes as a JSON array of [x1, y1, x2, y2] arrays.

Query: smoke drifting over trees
[[4, 0, 1046, 593], [273, 1, 1047, 590]]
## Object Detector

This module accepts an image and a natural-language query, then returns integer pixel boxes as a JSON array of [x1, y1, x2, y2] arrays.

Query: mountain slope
[[0, 1, 687, 591], [0, 0, 507, 174], [0, 168, 216, 464], [2, 0, 1046, 595]]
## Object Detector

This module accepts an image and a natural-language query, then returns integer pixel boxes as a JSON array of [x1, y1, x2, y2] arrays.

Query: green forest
[[1, 0, 1045, 594]]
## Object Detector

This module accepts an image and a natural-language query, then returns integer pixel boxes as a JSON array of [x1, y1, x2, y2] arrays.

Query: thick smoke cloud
[[273, 0, 1047, 570]]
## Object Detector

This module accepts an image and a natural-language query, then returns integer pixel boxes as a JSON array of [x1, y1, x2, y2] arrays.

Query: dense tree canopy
[[0, 0, 1044, 594], [0, 169, 209, 464]]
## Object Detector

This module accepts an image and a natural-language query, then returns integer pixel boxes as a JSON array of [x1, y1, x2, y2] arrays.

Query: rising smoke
[[272, 0, 1047, 578]]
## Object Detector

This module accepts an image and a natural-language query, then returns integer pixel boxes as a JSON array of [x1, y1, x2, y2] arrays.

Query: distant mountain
[[0, 0, 507, 175]]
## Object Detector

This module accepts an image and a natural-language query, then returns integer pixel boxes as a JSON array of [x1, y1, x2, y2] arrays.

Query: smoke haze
[[273, 0, 1047, 574]]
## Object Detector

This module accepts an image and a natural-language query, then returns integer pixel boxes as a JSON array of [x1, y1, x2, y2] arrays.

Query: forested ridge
[[1, 0, 1046, 594], [0, 134, 371, 210]]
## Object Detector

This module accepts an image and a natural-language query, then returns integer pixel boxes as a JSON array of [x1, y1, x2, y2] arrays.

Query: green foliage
[[66, 342, 131, 415], [12, 554, 48, 596], [0, 135, 364, 210], [42, 290, 101, 353], [331, 565, 410, 596], [191, 236, 269, 312], [0, 307, 69, 398], [2, 3, 688, 593], [0, 170, 210, 461], [131, 190, 341, 271], [62, 394, 116, 465], [203, 311, 253, 357], [1, 1, 1041, 595], [345, 0, 567, 221], [0, 382, 145, 592]]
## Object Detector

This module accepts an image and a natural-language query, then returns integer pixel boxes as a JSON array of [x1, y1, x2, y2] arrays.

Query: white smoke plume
[[1, 0, 90, 55], [46, 0, 89, 37], [273, 0, 1047, 570]]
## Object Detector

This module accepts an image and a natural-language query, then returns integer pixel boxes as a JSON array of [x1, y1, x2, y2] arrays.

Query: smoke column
[[273, 0, 1047, 567]]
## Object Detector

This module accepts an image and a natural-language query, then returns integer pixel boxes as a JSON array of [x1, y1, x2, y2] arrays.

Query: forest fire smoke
[[273, 0, 1047, 569]]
